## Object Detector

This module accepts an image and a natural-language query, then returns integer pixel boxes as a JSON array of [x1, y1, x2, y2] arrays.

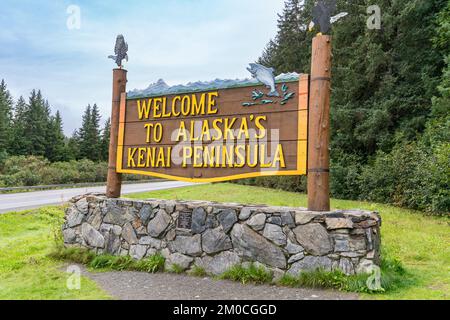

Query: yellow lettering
[[137, 99, 152, 120]]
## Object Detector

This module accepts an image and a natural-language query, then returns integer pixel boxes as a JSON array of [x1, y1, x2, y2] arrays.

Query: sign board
[[116, 74, 309, 183]]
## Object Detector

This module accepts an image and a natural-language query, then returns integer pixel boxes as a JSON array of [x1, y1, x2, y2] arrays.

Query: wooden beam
[[106, 68, 127, 198], [307, 35, 332, 211]]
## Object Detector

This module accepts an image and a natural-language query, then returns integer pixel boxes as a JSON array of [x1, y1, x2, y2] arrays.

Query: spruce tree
[[0, 79, 13, 157], [9, 96, 29, 156], [77, 104, 102, 161], [101, 118, 111, 162], [46, 111, 67, 162], [22, 90, 51, 156]]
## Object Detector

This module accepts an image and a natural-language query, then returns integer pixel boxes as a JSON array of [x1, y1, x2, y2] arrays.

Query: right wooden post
[[308, 35, 332, 211]]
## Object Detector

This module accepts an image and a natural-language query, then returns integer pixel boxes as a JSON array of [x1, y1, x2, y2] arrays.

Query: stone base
[[62, 194, 381, 277]]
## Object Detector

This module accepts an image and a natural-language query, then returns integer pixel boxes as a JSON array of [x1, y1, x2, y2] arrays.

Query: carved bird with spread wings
[[108, 34, 128, 68], [308, 0, 348, 35]]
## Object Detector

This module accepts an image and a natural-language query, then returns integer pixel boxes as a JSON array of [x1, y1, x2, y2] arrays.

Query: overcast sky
[[0, 0, 285, 135]]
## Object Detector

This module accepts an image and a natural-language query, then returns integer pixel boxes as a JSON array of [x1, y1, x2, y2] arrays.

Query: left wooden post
[[107, 68, 127, 198]]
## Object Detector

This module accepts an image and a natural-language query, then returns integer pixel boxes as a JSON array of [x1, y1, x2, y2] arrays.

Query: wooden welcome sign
[[116, 75, 309, 183], [107, 35, 331, 212]]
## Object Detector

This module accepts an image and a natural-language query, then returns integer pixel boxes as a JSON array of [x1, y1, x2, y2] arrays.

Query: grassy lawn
[[0, 183, 448, 299], [128, 183, 450, 300], [0, 206, 111, 300]]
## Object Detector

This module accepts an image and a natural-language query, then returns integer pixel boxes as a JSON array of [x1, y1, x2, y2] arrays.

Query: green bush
[[0, 155, 148, 187]]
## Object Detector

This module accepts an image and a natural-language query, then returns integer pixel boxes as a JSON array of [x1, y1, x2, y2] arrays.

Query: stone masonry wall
[[62, 194, 381, 277]]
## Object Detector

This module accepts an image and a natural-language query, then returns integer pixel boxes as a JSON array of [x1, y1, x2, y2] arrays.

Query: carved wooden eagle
[[108, 34, 128, 68]]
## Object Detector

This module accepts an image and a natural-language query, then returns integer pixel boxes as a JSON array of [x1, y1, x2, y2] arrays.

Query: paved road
[[0, 181, 194, 214], [82, 267, 359, 300]]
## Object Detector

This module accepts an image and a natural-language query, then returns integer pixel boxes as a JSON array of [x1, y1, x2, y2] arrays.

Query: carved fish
[[247, 63, 280, 97]]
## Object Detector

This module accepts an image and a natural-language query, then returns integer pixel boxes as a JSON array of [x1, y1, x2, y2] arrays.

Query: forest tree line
[[0, 83, 129, 186], [237, 0, 449, 214], [0, 84, 110, 163]]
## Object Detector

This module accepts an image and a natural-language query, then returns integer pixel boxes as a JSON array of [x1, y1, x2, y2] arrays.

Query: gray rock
[[247, 213, 266, 231], [285, 240, 304, 254], [170, 235, 202, 257], [239, 207, 253, 220], [288, 252, 305, 264], [231, 224, 286, 269], [356, 259, 375, 274], [105, 235, 121, 254], [338, 258, 355, 275], [294, 212, 317, 225], [75, 198, 89, 214], [196, 251, 241, 275], [191, 207, 207, 234], [165, 253, 194, 271], [281, 212, 295, 227], [63, 228, 77, 244], [201, 228, 232, 254], [66, 207, 85, 228], [334, 234, 350, 252], [267, 216, 282, 226], [103, 203, 135, 225], [81, 223, 105, 248], [139, 236, 163, 249], [271, 268, 285, 283], [293, 224, 332, 256], [88, 208, 103, 230], [129, 244, 148, 260], [121, 222, 138, 245], [206, 214, 219, 229], [139, 205, 154, 225], [325, 218, 354, 230], [263, 223, 287, 246], [287, 256, 332, 275], [349, 236, 367, 251], [217, 209, 238, 234], [147, 209, 171, 238], [165, 201, 176, 214]]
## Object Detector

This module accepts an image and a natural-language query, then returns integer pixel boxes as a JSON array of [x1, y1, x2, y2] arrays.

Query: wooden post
[[106, 68, 127, 198], [307, 35, 332, 211]]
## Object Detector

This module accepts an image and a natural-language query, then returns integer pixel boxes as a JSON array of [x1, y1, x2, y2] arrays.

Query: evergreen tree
[[77, 104, 102, 161], [9, 96, 29, 156], [21, 90, 51, 156], [46, 111, 67, 162], [0, 79, 13, 157], [101, 118, 111, 161]]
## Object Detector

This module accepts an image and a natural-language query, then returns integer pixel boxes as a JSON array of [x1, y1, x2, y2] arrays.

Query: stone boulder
[[81, 223, 104, 248], [293, 223, 332, 256], [231, 224, 286, 269], [202, 228, 232, 254], [147, 209, 171, 238]]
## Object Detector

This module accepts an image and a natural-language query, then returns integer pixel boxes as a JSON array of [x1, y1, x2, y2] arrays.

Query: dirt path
[[81, 267, 359, 300]]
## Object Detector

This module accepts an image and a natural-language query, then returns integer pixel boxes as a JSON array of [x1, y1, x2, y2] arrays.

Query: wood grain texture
[[107, 69, 127, 198], [308, 35, 331, 211], [117, 79, 308, 182]]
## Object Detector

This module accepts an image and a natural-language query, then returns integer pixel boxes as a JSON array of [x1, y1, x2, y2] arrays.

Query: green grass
[[50, 247, 165, 274], [219, 263, 274, 285], [0, 206, 111, 300], [1, 183, 448, 299], [129, 183, 450, 300], [189, 265, 208, 277]]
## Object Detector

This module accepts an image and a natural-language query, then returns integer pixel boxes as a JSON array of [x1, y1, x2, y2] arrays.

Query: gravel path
[[81, 267, 359, 300]]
